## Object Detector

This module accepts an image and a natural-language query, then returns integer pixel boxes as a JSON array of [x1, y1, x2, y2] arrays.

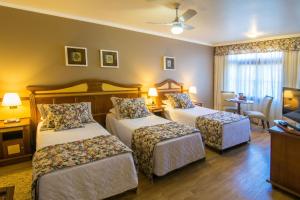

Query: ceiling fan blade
[[147, 22, 174, 25], [182, 23, 194, 30], [180, 9, 197, 22]]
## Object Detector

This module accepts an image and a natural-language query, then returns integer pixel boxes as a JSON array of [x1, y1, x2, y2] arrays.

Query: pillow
[[177, 93, 195, 109], [54, 112, 84, 131], [165, 93, 181, 108], [109, 108, 117, 115], [39, 102, 93, 130], [111, 97, 151, 119], [74, 102, 94, 123]]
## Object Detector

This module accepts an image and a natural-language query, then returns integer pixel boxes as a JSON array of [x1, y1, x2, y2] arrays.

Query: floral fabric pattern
[[40, 103, 94, 131], [32, 135, 132, 200], [111, 97, 151, 119], [196, 111, 247, 150], [53, 113, 84, 131], [132, 122, 199, 179], [215, 37, 300, 56], [165, 93, 181, 108], [177, 93, 195, 108]]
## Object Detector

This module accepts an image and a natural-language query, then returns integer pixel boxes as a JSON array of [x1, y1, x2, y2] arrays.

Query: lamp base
[[4, 118, 20, 123]]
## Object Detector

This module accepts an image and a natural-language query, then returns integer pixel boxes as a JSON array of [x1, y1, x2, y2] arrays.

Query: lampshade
[[148, 88, 158, 97], [2, 93, 22, 107], [188, 86, 197, 94]]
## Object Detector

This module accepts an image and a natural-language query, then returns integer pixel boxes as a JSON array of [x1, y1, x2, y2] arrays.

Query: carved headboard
[[154, 79, 184, 106], [27, 79, 142, 129]]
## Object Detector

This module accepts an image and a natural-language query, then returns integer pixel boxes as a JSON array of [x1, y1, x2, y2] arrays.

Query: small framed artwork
[[163, 56, 175, 70], [100, 50, 119, 68], [65, 46, 88, 67]]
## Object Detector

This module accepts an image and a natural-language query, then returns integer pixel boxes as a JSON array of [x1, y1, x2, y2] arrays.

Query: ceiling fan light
[[171, 24, 183, 34]]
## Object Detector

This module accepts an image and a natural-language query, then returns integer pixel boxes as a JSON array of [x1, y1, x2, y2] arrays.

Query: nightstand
[[148, 106, 165, 117], [0, 118, 32, 166]]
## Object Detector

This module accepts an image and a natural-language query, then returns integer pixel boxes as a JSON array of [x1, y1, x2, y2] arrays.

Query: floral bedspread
[[196, 111, 247, 150], [132, 122, 199, 179], [32, 135, 132, 200]]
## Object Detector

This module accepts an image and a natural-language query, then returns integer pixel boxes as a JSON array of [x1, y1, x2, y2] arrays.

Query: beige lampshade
[[188, 86, 197, 94], [148, 88, 158, 97], [2, 93, 22, 108]]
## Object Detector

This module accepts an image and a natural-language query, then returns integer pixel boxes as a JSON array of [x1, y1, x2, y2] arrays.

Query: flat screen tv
[[283, 87, 300, 123]]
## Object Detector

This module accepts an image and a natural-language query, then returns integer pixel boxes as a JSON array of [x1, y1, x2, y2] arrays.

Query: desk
[[226, 98, 254, 114]]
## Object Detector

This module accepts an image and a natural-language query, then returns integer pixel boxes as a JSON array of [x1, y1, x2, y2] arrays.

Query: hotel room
[[0, 0, 299, 199]]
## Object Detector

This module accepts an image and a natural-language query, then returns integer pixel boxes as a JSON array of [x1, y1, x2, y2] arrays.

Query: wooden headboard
[[27, 79, 142, 129], [154, 79, 184, 106]]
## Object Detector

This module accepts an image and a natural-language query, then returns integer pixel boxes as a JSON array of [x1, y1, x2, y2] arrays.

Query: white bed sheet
[[36, 122, 138, 200], [164, 106, 251, 150], [106, 114, 205, 176]]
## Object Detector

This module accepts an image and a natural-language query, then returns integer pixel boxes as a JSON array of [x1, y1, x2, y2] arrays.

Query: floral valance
[[215, 37, 300, 56]]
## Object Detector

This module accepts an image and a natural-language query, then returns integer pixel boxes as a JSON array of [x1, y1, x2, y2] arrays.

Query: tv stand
[[268, 125, 300, 197]]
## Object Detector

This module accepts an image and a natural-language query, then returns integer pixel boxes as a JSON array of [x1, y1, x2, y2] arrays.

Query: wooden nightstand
[[0, 118, 32, 166], [148, 106, 165, 117]]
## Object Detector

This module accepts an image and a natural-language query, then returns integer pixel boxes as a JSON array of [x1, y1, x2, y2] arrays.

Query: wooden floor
[[0, 126, 297, 200]]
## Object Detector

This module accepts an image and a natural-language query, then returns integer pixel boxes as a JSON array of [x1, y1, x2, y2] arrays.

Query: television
[[283, 87, 300, 124]]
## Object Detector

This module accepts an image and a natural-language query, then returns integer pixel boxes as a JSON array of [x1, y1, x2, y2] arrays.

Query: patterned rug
[[0, 168, 32, 200]]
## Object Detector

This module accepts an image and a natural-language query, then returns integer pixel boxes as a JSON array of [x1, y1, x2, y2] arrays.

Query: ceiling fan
[[148, 3, 197, 35]]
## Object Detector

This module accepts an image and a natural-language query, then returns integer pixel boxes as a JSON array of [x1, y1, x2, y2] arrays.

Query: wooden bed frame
[[27, 79, 142, 131], [154, 79, 185, 106]]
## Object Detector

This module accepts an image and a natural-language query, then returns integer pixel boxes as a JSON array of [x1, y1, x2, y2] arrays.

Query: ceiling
[[1, 0, 300, 46]]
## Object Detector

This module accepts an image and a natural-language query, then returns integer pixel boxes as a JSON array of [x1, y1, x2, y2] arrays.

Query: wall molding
[[0, 2, 212, 46]]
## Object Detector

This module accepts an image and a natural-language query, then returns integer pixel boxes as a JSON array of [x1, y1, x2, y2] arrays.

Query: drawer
[[2, 139, 25, 158]]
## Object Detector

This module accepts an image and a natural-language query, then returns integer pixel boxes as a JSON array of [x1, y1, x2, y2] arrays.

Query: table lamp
[[148, 88, 158, 106], [188, 86, 197, 94], [2, 93, 22, 123]]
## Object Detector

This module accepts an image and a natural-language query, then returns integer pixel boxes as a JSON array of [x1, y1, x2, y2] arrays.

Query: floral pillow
[[111, 97, 151, 119], [53, 112, 84, 131], [177, 93, 195, 109], [165, 93, 181, 108], [39, 102, 93, 131]]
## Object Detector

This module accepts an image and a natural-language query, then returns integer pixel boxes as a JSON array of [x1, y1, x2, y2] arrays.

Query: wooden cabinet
[[269, 126, 300, 197], [0, 118, 32, 166], [147, 106, 165, 117]]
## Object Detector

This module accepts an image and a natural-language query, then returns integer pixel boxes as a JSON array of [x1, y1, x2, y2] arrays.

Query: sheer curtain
[[224, 52, 284, 120]]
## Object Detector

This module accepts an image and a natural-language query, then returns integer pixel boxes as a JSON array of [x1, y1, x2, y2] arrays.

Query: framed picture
[[163, 56, 175, 70], [65, 46, 88, 67], [100, 50, 119, 68]]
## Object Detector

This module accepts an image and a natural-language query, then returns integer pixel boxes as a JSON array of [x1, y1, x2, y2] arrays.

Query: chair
[[244, 96, 273, 129], [220, 91, 238, 113]]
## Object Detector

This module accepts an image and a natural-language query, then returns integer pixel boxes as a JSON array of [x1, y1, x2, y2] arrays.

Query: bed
[[27, 79, 141, 200], [154, 79, 251, 151], [106, 110, 205, 178]]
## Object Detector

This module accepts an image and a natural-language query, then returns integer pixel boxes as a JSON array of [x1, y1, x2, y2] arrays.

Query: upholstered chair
[[244, 96, 273, 129], [220, 91, 238, 113]]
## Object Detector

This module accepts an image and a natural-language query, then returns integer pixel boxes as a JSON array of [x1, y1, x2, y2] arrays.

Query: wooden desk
[[268, 126, 300, 197]]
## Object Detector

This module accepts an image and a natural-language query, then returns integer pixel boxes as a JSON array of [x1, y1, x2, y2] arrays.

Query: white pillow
[[109, 108, 117, 115]]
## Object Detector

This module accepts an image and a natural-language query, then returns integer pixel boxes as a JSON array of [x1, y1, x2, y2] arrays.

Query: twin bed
[[27, 79, 251, 200]]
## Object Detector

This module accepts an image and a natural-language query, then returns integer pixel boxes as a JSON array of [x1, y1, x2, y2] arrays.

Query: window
[[224, 51, 284, 119]]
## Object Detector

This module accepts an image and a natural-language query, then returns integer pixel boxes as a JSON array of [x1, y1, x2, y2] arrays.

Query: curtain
[[283, 51, 300, 88], [214, 55, 228, 110], [224, 52, 284, 120]]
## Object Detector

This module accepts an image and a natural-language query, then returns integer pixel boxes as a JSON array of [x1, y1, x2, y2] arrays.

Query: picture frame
[[100, 50, 119, 68], [65, 46, 88, 67], [163, 56, 175, 70]]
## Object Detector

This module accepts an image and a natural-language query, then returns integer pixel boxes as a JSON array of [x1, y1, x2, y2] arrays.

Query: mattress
[[106, 114, 205, 176], [36, 122, 138, 200], [164, 106, 251, 150]]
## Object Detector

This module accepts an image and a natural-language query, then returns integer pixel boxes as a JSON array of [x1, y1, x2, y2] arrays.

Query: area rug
[[0, 169, 32, 200]]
